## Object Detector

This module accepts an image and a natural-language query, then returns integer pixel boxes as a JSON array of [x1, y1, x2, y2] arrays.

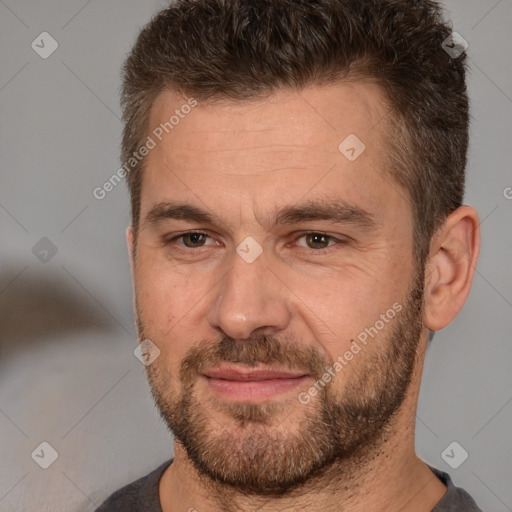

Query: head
[[122, 0, 480, 496]]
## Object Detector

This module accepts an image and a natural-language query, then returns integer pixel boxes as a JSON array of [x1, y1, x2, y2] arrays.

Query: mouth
[[202, 365, 310, 402]]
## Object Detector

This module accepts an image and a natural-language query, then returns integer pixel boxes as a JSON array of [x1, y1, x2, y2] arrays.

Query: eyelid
[[164, 230, 215, 247], [291, 232, 348, 254], [292, 231, 349, 242]]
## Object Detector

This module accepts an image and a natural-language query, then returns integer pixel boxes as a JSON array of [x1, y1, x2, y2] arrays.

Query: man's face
[[130, 83, 425, 494]]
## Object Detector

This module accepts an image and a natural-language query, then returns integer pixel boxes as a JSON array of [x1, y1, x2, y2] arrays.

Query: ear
[[423, 206, 480, 331], [126, 226, 136, 278]]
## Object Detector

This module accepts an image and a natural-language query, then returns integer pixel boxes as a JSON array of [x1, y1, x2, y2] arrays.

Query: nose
[[207, 247, 292, 340]]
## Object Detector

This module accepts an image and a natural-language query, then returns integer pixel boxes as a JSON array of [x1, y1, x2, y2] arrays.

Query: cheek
[[134, 263, 186, 343], [288, 264, 407, 361], [134, 259, 214, 362], [136, 272, 175, 319], [136, 280, 186, 371]]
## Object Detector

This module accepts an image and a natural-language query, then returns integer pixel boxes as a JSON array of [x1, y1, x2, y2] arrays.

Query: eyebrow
[[143, 198, 378, 232]]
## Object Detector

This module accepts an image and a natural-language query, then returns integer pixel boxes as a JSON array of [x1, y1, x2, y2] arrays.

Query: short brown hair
[[121, 0, 469, 267]]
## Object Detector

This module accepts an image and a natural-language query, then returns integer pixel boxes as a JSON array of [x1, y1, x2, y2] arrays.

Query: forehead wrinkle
[[179, 142, 322, 154], [224, 166, 312, 177]]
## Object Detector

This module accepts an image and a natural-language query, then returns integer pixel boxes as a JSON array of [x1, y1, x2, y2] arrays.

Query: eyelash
[[164, 230, 347, 255]]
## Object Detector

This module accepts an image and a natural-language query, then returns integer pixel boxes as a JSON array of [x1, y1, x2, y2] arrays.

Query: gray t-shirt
[[95, 459, 483, 511]]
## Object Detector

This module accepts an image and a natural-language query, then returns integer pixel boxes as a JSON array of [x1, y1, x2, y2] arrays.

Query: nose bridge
[[208, 248, 291, 340]]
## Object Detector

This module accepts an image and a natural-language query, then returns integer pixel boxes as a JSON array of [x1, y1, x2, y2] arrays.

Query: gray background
[[0, 1, 511, 510]]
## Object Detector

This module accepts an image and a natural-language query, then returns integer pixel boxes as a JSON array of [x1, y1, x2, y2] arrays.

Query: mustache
[[178, 335, 331, 387]]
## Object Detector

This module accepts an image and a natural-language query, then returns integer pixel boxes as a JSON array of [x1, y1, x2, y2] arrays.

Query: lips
[[202, 365, 311, 401], [203, 366, 309, 381]]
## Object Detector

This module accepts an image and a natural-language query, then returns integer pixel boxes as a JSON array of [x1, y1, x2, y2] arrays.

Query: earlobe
[[423, 206, 480, 331]]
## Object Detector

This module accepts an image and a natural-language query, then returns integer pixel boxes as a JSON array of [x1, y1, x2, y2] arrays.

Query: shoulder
[[429, 465, 483, 512], [95, 459, 173, 512]]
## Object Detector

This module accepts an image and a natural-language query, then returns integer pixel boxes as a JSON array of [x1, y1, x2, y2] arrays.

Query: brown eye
[[304, 233, 331, 249], [293, 232, 347, 255], [181, 232, 208, 248]]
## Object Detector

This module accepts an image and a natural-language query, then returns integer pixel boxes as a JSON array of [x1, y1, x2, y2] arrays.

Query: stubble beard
[[137, 266, 425, 497]]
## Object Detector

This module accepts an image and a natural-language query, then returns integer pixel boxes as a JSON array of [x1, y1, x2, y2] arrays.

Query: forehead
[[139, 81, 407, 233], [147, 81, 389, 155]]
